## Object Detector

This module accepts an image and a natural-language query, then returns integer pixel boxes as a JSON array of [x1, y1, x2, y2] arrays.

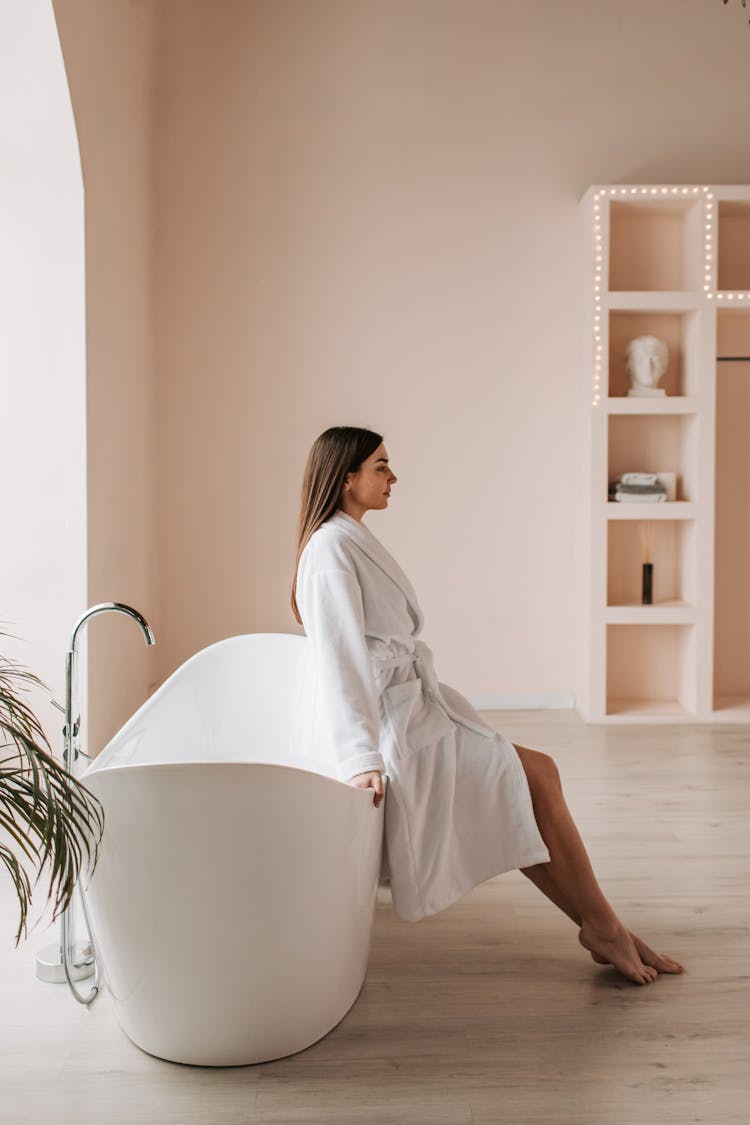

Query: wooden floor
[[1, 711, 748, 1124]]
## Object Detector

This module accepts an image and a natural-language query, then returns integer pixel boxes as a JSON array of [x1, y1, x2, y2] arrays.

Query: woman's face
[[341, 443, 397, 521]]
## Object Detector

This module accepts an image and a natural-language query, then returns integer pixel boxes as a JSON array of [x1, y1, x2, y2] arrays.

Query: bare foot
[[586, 930, 684, 975], [629, 932, 684, 975], [578, 920, 657, 985]]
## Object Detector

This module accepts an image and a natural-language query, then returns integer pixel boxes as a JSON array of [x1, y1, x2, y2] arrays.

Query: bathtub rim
[[91, 632, 309, 765], [83, 756, 386, 808]]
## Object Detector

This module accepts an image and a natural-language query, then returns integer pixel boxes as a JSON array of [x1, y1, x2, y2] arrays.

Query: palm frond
[[0, 638, 104, 946]]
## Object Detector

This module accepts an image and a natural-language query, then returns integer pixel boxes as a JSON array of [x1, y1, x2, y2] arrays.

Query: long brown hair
[[291, 426, 383, 623]]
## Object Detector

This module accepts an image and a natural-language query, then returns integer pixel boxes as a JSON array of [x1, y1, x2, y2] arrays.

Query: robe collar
[[329, 510, 423, 632]]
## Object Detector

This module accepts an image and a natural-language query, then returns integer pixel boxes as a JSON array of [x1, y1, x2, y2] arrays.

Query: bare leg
[[514, 744, 684, 984], [519, 860, 680, 977]]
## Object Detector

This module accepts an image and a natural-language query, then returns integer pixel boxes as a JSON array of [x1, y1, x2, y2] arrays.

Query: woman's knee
[[514, 744, 561, 791]]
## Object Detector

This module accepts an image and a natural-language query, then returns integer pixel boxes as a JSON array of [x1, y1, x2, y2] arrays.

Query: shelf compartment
[[711, 698, 750, 722], [609, 199, 703, 292], [607, 292, 702, 311], [713, 355, 750, 710], [606, 624, 696, 717], [603, 700, 693, 721], [606, 502, 695, 520], [607, 309, 700, 397], [607, 520, 697, 607], [716, 307, 750, 359], [605, 604, 696, 625], [717, 202, 750, 291], [606, 397, 697, 415], [608, 414, 697, 501]]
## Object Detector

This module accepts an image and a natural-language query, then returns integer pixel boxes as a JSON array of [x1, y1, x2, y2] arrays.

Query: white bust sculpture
[[625, 335, 668, 397]]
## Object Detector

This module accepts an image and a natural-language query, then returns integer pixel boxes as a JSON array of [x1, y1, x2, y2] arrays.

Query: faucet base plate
[[35, 941, 95, 983]]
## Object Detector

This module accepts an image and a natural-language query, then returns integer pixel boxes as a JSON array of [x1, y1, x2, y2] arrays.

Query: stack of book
[[609, 472, 667, 503]]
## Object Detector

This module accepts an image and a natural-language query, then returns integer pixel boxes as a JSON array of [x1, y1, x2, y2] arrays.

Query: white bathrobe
[[296, 510, 550, 922]]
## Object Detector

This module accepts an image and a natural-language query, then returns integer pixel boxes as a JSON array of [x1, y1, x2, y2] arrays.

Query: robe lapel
[[330, 512, 423, 632]]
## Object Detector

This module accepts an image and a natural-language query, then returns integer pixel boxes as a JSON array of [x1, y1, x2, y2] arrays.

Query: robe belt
[[370, 642, 442, 703]]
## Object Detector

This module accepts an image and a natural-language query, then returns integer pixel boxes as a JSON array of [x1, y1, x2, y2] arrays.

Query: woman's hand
[[350, 770, 384, 808]]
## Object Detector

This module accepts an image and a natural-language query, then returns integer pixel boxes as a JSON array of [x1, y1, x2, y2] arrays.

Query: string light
[[592, 184, 750, 403], [591, 188, 604, 406], [704, 187, 714, 294], [703, 187, 750, 302], [704, 187, 715, 296]]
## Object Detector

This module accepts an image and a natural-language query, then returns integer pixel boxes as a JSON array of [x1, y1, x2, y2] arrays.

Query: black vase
[[642, 563, 653, 605]]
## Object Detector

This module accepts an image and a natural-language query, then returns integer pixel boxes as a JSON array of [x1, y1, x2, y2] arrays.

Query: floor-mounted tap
[[35, 602, 156, 1004]]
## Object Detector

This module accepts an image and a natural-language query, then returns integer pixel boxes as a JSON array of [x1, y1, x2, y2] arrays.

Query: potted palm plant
[[0, 638, 103, 946]]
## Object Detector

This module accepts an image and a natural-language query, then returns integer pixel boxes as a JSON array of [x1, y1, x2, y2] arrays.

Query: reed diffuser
[[639, 521, 653, 605]]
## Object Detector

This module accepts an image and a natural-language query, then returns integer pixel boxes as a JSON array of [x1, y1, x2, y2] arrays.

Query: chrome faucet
[[36, 602, 156, 1005], [63, 603, 156, 774]]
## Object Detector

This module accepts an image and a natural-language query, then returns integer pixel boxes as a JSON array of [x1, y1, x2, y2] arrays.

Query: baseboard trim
[[469, 693, 576, 711]]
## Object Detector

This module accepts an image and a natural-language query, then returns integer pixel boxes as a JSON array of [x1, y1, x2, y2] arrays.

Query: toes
[[652, 953, 683, 973], [630, 933, 684, 974], [662, 954, 684, 969]]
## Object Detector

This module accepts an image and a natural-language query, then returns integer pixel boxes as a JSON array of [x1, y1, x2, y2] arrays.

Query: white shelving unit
[[578, 184, 750, 723]]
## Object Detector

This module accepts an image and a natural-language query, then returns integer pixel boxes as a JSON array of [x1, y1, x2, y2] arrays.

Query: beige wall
[[151, 0, 750, 703], [52, 0, 750, 745], [53, 0, 160, 751]]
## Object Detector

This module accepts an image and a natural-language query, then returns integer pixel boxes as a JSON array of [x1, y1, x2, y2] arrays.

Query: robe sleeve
[[298, 566, 386, 783]]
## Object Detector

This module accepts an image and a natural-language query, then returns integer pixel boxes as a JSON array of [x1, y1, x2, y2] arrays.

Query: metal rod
[[52, 602, 155, 1006], [60, 644, 100, 1004]]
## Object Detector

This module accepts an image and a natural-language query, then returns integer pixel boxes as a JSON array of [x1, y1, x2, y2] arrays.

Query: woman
[[293, 426, 684, 986]]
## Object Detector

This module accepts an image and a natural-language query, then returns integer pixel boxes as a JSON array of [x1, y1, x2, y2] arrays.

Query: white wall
[[0, 0, 86, 754]]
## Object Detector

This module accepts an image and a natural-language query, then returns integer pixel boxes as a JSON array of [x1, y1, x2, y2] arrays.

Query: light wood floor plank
[[0, 711, 747, 1123]]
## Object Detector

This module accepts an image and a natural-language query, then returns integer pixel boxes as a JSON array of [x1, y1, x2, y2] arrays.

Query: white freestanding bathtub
[[82, 633, 385, 1067]]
